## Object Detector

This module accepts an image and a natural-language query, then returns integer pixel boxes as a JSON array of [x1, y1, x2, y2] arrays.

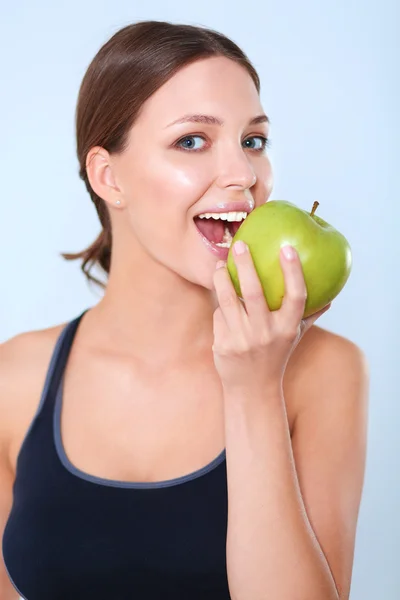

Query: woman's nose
[[215, 146, 257, 190]]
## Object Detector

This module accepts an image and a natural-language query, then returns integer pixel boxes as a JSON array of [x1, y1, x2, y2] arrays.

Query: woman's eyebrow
[[165, 114, 270, 128]]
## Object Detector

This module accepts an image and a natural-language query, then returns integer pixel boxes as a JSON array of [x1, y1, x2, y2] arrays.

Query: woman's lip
[[193, 221, 230, 260]]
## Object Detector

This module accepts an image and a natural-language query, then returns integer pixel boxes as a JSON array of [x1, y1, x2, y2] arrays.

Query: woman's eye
[[243, 136, 270, 152], [176, 135, 206, 151], [175, 134, 270, 153]]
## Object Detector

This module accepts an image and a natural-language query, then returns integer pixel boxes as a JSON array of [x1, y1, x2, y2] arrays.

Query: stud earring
[[115, 200, 121, 206]]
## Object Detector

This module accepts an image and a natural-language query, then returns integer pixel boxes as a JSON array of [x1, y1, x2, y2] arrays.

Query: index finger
[[279, 245, 308, 326]]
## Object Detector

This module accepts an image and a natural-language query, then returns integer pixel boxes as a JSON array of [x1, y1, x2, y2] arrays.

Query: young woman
[[0, 20, 369, 600]]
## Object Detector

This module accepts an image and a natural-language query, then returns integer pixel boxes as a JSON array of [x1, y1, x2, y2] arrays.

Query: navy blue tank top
[[2, 311, 230, 599]]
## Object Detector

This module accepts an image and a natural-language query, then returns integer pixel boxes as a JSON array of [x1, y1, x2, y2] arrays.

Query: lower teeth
[[215, 225, 232, 248]]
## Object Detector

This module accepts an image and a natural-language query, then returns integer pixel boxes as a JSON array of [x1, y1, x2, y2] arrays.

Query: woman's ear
[[86, 146, 124, 208]]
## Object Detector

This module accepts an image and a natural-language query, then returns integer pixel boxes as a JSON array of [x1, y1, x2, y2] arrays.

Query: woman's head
[[63, 20, 273, 289]]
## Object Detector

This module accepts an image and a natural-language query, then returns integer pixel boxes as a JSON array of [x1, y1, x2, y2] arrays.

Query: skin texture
[[0, 56, 369, 599]]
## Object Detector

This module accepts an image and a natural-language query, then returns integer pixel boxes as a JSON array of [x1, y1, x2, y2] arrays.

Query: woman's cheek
[[256, 159, 273, 201], [154, 160, 214, 203]]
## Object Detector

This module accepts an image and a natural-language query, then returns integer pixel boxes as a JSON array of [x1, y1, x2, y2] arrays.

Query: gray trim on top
[[53, 375, 226, 490]]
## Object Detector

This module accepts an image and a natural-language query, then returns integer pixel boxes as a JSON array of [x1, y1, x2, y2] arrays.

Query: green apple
[[226, 200, 352, 318]]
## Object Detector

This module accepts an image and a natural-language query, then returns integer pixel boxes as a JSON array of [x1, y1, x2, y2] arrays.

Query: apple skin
[[226, 200, 352, 319]]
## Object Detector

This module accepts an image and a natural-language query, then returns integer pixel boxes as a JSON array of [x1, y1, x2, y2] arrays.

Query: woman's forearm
[[223, 385, 339, 600]]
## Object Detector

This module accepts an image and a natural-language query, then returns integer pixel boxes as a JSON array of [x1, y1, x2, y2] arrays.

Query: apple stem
[[310, 201, 319, 216]]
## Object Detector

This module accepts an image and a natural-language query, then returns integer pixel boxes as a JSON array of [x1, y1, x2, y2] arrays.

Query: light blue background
[[1, 1, 398, 598]]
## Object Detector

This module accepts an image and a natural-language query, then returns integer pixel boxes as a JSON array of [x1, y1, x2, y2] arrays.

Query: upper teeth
[[197, 211, 248, 222]]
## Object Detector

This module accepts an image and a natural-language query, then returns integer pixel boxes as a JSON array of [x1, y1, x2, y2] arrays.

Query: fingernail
[[281, 245, 296, 260], [233, 240, 247, 255], [216, 260, 226, 269]]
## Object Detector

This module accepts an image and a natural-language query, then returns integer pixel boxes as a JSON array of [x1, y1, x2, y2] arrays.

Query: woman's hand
[[212, 240, 331, 395]]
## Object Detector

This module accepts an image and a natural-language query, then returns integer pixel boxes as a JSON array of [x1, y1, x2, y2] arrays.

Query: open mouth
[[193, 211, 248, 248]]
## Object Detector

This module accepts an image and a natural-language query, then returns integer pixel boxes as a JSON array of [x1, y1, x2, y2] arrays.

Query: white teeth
[[215, 226, 233, 248], [197, 211, 247, 221]]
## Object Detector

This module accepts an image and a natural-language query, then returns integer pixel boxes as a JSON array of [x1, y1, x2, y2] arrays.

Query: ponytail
[[61, 169, 112, 289]]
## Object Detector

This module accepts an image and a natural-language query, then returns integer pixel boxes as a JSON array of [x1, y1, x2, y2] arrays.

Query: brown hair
[[61, 20, 261, 288]]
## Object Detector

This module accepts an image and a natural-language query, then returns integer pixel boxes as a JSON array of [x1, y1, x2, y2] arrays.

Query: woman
[[0, 20, 369, 600]]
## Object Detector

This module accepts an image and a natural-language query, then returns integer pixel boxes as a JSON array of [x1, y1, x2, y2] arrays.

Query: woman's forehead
[[134, 58, 263, 129]]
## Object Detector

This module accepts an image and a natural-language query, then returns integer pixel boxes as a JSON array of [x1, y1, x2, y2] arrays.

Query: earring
[[116, 200, 121, 206]]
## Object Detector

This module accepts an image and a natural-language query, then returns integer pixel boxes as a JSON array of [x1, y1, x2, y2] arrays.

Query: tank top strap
[[35, 309, 88, 418]]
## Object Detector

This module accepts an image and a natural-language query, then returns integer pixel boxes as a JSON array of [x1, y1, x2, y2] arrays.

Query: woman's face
[[103, 55, 273, 290]]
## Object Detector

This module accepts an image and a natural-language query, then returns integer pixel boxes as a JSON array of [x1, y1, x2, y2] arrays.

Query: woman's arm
[[223, 333, 369, 600], [0, 459, 19, 600], [0, 340, 22, 600]]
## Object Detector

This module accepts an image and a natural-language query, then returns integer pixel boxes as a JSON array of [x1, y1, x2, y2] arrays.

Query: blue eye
[[243, 136, 270, 152], [175, 134, 270, 153], [176, 135, 206, 151]]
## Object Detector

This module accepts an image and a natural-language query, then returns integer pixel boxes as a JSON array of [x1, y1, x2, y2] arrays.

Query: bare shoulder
[[0, 322, 67, 393], [0, 321, 67, 469], [285, 324, 369, 420], [303, 324, 369, 388]]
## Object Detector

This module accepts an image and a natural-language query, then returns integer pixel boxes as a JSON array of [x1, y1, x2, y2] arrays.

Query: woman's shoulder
[[285, 324, 368, 418], [0, 321, 67, 384], [308, 324, 365, 362], [0, 321, 68, 468], [295, 323, 365, 367]]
